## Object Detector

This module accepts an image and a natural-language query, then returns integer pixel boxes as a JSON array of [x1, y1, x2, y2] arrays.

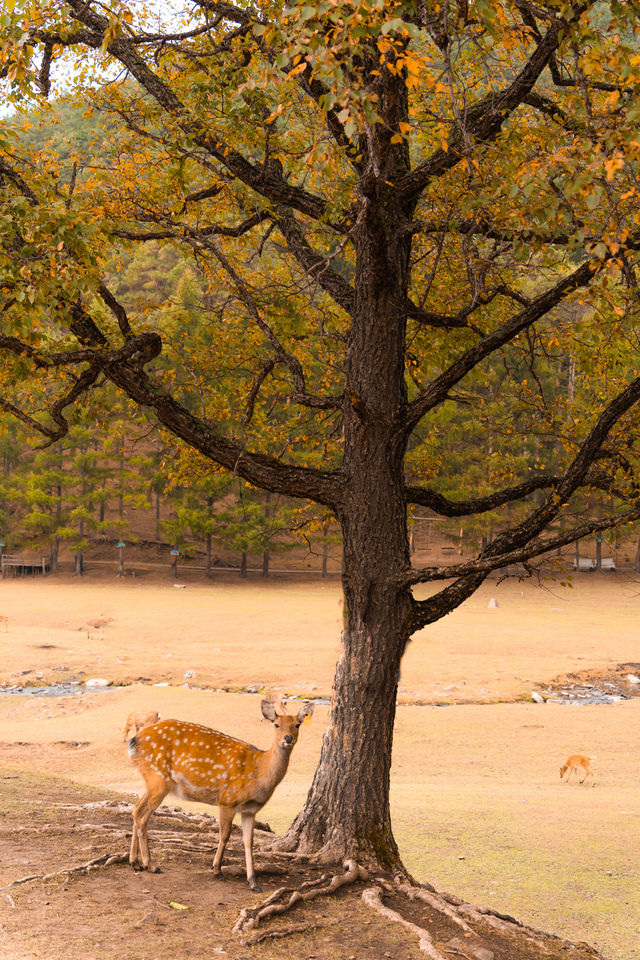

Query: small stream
[[1, 682, 93, 697], [1, 675, 637, 706]]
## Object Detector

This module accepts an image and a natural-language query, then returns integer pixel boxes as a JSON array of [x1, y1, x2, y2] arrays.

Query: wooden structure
[[572, 556, 616, 572], [1, 554, 50, 577]]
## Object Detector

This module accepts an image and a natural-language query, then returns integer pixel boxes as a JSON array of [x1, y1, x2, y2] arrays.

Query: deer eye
[[295, 723, 301, 728], [274, 723, 279, 728]]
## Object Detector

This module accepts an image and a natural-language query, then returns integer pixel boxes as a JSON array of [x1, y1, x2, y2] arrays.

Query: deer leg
[[212, 805, 234, 878], [241, 811, 260, 892], [129, 790, 152, 866], [130, 774, 169, 872]]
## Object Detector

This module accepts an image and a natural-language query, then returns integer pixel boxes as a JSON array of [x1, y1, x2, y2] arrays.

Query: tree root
[[232, 858, 367, 935], [242, 917, 340, 944], [362, 886, 449, 960], [366, 875, 597, 959], [390, 877, 474, 934], [0, 852, 129, 891]]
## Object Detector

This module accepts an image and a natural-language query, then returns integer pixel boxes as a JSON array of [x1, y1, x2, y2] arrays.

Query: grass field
[[0, 572, 639, 959]]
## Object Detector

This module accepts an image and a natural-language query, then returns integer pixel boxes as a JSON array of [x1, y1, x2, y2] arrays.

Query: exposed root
[[372, 875, 600, 958], [242, 917, 340, 944], [391, 877, 474, 934], [232, 858, 367, 935], [0, 853, 128, 891], [362, 886, 448, 960], [456, 901, 546, 949]]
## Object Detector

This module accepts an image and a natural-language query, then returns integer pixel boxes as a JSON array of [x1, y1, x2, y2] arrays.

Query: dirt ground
[[1, 572, 639, 959]]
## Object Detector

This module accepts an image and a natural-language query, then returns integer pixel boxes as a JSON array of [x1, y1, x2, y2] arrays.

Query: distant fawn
[[128, 699, 314, 891], [560, 754, 595, 784]]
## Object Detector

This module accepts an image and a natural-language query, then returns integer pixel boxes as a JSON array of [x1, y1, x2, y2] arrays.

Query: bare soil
[[1, 572, 639, 959]]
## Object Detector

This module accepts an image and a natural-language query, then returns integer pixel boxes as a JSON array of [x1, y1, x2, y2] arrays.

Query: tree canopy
[[3, 0, 640, 871]]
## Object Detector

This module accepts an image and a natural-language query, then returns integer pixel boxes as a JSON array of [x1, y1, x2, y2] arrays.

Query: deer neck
[[258, 742, 292, 789]]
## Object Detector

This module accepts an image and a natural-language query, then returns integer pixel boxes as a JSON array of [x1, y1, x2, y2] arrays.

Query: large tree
[[2, 0, 640, 872]]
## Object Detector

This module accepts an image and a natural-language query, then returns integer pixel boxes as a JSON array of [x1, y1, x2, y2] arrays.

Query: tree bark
[[279, 175, 415, 868], [321, 522, 328, 578], [205, 531, 213, 578]]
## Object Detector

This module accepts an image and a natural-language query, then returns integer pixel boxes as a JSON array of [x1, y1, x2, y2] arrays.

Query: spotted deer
[[127, 699, 314, 891], [560, 754, 596, 784]]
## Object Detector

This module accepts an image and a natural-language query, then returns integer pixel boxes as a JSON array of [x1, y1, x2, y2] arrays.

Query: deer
[[560, 754, 596, 784], [127, 699, 314, 891], [86, 616, 112, 640], [122, 710, 161, 742]]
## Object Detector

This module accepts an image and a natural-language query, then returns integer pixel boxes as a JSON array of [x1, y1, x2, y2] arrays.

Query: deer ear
[[261, 700, 277, 722], [297, 701, 314, 722]]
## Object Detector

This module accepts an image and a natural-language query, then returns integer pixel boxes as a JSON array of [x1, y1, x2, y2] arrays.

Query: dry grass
[[1, 572, 639, 959]]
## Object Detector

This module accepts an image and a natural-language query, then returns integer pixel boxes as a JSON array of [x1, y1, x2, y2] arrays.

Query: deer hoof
[[249, 882, 262, 893]]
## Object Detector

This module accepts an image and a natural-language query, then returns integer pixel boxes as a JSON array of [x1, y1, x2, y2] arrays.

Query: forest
[[0, 89, 633, 573]]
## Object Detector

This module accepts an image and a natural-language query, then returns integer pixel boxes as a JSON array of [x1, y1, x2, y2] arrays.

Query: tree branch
[[203, 237, 341, 412], [404, 254, 600, 434], [59, 1, 342, 229], [404, 475, 559, 516], [397, 7, 588, 203], [407, 507, 640, 587]]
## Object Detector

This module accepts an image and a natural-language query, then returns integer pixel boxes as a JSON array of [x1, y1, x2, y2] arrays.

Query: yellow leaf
[[168, 901, 190, 910], [266, 103, 284, 123]]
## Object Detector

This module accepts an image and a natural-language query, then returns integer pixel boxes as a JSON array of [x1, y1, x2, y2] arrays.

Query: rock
[[487, 597, 499, 608], [183, 670, 196, 679], [626, 674, 640, 684], [531, 691, 545, 703], [85, 678, 111, 688], [247, 683, 261, 693], [446, 937, 494, 960]]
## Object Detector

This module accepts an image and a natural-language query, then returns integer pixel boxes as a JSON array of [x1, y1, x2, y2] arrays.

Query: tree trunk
[[118, 437, 124, 521], [282, 503, 413, 867], [279, 178, 415, 868], [240, 551, 247, 578], [321, 522, 328, 578], [205, 532, 213, 579], [99, 476, 106, 524]]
